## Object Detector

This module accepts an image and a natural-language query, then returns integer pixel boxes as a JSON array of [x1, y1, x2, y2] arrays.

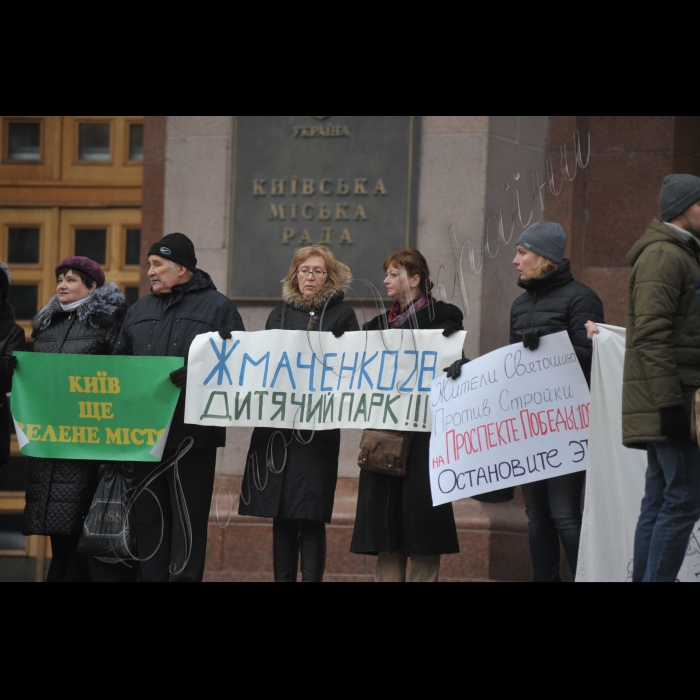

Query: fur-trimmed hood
[[33, 281, 127, 334], [281, 260, 352, 311]]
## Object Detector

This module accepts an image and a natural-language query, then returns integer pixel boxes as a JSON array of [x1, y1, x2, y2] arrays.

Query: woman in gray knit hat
[[510, 221, 604, 582]]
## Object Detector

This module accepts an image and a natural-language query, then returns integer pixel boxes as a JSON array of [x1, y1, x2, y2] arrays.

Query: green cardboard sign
[[10, 352, 183, 462]]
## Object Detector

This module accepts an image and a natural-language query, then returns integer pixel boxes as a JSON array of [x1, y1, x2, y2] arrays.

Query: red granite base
[[204, 477, 531, 582]]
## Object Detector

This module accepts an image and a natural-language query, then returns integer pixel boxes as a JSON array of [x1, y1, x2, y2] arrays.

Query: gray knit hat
[[659, 174, 700, 222], [515, 222, 567, 264]]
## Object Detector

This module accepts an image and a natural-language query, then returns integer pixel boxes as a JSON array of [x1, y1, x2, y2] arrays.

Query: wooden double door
[[0, 207, 142, 336]]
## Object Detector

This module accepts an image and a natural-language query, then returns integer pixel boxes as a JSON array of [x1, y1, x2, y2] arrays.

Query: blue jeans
[[633, 442, 700, 582], [522, 471, 585, 582]]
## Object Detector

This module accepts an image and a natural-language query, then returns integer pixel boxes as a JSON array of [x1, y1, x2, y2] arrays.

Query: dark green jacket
[[622, 219, 700, 447]]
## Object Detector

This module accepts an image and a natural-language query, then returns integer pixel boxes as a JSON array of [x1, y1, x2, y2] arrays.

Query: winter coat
[[114, 269, 245, 449], [0, 302, 25, 467], [238, 264, 359, 523], [22, 283, 128, 536], [622, 219, 700, 447], [350, 300, 462, 556], [509, 258, 604, 385]]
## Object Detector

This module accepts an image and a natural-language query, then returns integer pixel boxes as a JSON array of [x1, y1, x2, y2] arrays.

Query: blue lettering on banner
[[358, 351, 378, 390], [377, 350, 399, 391], [204, 338, 240, 386], [337, 352, 359, 390], [239, 352, 270, 387], [320, 353, 338, 391], [419, 351, 438, 391], [297, 352, 317, 392], [399, 350, 418, 392], [270, 352, 296, 389]]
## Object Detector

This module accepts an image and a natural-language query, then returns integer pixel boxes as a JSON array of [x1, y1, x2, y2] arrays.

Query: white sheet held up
[[577, 324, 700, 582]]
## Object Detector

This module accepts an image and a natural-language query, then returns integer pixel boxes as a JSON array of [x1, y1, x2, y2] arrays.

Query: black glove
[[169, 366, 188, 388], [659, 405, 690, 442], [443, 358, 470, 380], [522, 328, 542, 351], [332, 319, 348, 338], [218, 326, 232, 339], [442, 320, 463, 337]]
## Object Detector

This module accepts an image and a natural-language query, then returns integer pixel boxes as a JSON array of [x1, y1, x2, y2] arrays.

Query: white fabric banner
[[428, 331, 591, 506], [184, 329, 466, 432], [577, 324, 700, 582]]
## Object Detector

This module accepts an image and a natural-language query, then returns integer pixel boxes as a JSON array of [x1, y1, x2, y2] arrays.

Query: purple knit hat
[[55, 256, 105, 287]]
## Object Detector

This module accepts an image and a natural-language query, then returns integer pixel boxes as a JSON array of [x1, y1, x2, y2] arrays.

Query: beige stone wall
[[163, 116, 234, 296], [480, 116, 549, 355], [414, 116, 548, 358], [416, 116, 490, 360]]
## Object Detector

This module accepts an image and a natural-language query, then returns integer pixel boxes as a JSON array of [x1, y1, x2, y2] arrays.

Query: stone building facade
[[136, 115, 700, 581], [2, 115, 699, 580]]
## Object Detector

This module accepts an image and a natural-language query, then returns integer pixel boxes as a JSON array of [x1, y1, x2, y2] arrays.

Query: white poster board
[[184, 329, 466, 432], [429, 331, 591, 506], [576, 325, 700, 582]]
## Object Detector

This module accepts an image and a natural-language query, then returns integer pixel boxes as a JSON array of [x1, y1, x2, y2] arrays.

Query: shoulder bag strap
[[280, 304, 287, 330]]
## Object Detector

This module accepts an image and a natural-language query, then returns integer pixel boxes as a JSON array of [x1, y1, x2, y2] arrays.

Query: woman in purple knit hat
[[20, 256, 129, 582]]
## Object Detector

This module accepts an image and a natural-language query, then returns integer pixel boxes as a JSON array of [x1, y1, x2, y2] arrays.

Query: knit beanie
[[515, 222, 567, 264], [0, 262, 10, 305], [659, 174, 700, 222], [148, 232, 197, 271]]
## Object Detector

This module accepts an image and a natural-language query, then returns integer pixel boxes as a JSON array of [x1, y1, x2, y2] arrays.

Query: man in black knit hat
[[115, 232, 245, 582]]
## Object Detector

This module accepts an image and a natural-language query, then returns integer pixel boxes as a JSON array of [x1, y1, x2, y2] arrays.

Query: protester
[[509, 222, 603, 582], [238, 246, 359, 582], [21, 256, 128, 582], [0, 262, 25, 487], [624, 174, 700, 582], [350, 247, 463, 582], [114, 232, 244, 582]]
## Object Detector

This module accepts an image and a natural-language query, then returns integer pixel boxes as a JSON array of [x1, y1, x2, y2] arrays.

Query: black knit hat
[[148, 232, 197, 271]]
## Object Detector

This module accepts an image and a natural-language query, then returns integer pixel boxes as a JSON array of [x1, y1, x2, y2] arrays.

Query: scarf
[[60, 296, 91, 312], [387, 293, 430, 328]]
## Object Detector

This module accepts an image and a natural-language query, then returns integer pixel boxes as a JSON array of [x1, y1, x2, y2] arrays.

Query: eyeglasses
[[297, 268, 327, 278]]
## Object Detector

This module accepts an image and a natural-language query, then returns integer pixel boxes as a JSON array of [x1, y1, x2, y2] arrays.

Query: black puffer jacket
[[239, 264, 359, 523], [509, 259, 604, 385], [23, 283, 128, 536], [0, 301, 25, 469], [350, 300, 462, 556], [114, 269, 245, 449]]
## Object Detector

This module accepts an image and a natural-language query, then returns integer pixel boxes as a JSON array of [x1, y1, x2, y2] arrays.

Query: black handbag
[[77, 462, 136, 562]]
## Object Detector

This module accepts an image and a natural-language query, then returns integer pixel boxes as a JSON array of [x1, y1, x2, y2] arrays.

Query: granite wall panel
[[584, 151, 674, 267]]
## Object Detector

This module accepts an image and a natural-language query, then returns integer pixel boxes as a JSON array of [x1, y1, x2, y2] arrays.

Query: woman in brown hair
[[350, 246, 464, 582], [238, 245, 359, 581]]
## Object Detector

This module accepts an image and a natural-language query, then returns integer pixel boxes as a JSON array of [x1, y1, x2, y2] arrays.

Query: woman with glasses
[[238, 245, 359, 581]]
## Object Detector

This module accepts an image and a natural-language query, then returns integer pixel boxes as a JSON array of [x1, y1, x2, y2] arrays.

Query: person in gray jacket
[[114, 232, 245, 582]]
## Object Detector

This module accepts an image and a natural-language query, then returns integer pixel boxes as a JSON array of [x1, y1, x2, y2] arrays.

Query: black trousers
[[521, 471, 585, 582], [272, 517, 326, 582], [133, 447, 216, 582], [47, 534, 90, 582]]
